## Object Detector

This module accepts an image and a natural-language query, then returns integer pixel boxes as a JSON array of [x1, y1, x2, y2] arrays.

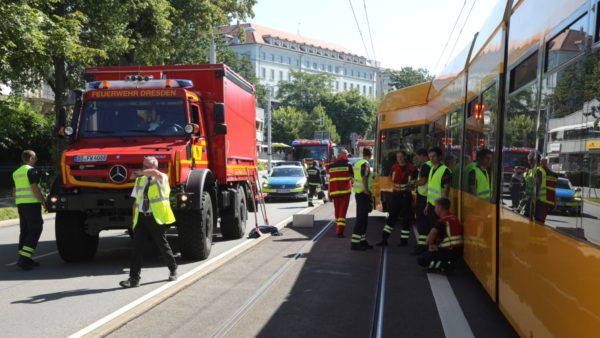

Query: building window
[[369, 86, 373, 96], [288, 57, 292, 65], [321, 64, 325, 71], [261, 67, 266, 79], [328, 65, 332, 72], [306, 60, 310, 67], [351, 70, 355, 77], [279, 70, 283, 81], [335, 66, 340, 73], [336, 82, 339, 91], [344, 69, 348, 76], [270, 69, 275, 81], [261, 52, 266, 60], [271, 54, 275, 61], [279, 55, 283, 63], [363, 85, 366, 95], [296, 59, 300, 66], [350, 83, 354, 89], [313, 62, 318, 69], [344, 82, 347, 90]]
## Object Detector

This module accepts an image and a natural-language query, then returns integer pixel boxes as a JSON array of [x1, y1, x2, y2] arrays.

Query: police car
[[262, 166, 308, 201]]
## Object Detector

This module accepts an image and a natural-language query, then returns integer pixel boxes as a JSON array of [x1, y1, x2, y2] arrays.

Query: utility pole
[[267, 89, 273, 172], [210, 34, 217, 64]]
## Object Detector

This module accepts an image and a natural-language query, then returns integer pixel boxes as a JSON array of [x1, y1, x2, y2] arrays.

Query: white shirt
[[130, 172, 168, 213]]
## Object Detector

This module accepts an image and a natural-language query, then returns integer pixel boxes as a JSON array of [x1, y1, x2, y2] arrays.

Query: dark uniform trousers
[[129, 214, 177, 281], [354, 192, 371, 238], [418, 247, 463, 270], [415, 194, 429, 248], [384, 191, 413, 241], [18, 203, 43, 256]]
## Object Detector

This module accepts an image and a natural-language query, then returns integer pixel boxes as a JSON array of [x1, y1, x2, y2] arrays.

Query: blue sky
[[247, 0, 499, 74]]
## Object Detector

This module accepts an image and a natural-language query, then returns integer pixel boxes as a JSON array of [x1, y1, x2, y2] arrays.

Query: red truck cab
[[49, 64, 258, 262]]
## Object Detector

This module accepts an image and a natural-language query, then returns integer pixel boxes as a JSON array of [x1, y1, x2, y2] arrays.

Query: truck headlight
[[50, 196, 58, 204]]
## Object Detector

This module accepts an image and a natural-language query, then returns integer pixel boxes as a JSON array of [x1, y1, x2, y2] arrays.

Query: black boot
[[351, 243, 367, 251], [360, 241, 374, 250], [119, 278, 140, 288]]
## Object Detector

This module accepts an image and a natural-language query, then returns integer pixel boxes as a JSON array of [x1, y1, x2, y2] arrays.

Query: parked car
[[262, 166, 308, 201], [274, 161, 303, 167], [554, 177, 583, 216]]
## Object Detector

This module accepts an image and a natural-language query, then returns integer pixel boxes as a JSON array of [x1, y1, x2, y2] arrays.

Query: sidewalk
[[0, 213, 55, 228]]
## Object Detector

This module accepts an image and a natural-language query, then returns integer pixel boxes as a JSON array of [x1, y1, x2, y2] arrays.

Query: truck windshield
[[79, 98, 187, 138], [293, 146, 328, 161]]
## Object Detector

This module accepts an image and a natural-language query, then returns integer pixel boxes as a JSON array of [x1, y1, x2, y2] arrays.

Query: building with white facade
[[219, 23, 379, 100]]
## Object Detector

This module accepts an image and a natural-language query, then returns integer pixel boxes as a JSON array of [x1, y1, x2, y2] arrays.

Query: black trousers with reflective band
[[417, 247, 463, 269], [17, 203, 43, 257], [129, 214, 177, 280], [354, 192, 371, 236], [385, 191, 413, 232], [415, 195, 429, 241]]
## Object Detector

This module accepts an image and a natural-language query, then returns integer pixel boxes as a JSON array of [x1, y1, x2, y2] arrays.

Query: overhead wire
[[363, 0, 377, 61], [348, 0, 371, 59], [431, 0, 468, 75], [444, 0, 478, 69]]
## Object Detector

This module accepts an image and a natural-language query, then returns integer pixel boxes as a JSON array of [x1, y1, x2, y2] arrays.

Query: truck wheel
[[221, 186, 248, 239], [178, 191, 213, 260], [55, 211, 99, 262]]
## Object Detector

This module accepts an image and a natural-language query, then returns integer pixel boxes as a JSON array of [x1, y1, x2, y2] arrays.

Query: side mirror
[[215, 124, 227, 135], [214, 103, 225, 124]]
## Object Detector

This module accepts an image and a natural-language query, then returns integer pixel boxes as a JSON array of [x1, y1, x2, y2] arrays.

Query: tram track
[[210, 218, 335, 338], [370, 244, 388, 338]]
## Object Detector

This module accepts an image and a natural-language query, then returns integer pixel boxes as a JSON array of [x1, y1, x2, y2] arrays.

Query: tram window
[[509, 51, 539, 93], [546, 14, 588, 72], [377, 127, 427, 176]]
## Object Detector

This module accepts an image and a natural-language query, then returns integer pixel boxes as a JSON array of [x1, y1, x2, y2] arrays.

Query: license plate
[[74, 154, 108, 163], [276, 189, 290, 193]]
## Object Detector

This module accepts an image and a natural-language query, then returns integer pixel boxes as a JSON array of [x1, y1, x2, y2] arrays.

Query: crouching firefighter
[[328, 149, 354, 237], [417, 198, 463, 273], [307, 161, 323, 207], [377, 150, 417, 246]]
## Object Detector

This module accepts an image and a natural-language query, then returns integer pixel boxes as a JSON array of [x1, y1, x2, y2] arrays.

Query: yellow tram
[[373, 0, 600, 336]]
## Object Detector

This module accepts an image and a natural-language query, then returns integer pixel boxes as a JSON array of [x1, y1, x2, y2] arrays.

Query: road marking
[[211, 219, 335, 338], [411, 225, 474, 338], [69, 205, 316, 338], [5, 251, 59, 267], [427, 274, 474, 338], [371, 244, 388, 338]]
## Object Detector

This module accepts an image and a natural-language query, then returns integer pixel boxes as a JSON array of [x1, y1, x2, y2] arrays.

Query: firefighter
[[120, 156, 178, 288], [534, 157, 557, 224], [328, 149, 354, 238], [413, 148, 432, 255], [423, 147, 452, 246], [351, 147, 374, 251], [418, 197, 464, 273], [468, 148, 492, 201], [12, 150, 47, 270], [307, 161, 323, 207], [377, 150, 417, 247]]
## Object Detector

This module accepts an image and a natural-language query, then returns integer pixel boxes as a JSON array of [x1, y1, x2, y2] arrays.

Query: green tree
[[325, 89, 378, 144], [299, 105, 339, 142], [271, 106, 304, 143], [277, 70, 334, 112], [0, 96, 54, 164], [504, 114, 536, 148], [387, 66, 433, 91]]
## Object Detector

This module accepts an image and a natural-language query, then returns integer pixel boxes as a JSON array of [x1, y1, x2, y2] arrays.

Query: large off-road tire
[[55, 211, 99, 262], [178, 191, 213, 260], [221, 185, 248, 239]]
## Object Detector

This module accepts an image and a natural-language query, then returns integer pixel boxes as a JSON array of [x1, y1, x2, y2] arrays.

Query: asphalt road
[[0, 197, 316, 338]]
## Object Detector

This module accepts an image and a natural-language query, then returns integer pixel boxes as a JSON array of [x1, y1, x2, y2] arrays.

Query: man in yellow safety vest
[[351, 147, 374, 251], [120, 156, 177, 288], [424, 147, 452, 240], [12, 150, 47, 270]]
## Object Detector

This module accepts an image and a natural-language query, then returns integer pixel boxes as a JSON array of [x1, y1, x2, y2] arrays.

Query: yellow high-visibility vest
[[417, 161, 432, 197], [13, 165, 39, 204], [352, 159, 372, 193], [132, 176, 175, 228], [427, 164, 448, 205]]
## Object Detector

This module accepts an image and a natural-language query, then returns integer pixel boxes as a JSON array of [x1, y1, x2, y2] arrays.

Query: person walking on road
[[418, 197, 463, 273], [423, 147, 452, 250], [307, 161, 323, 207], [328, 149, 354, 237], [413, 148, 432, 255], [120, 156, 178, 288], [377, 150, 417, 247], [12, 150, 47, 270], [351, 147, 374, 251]]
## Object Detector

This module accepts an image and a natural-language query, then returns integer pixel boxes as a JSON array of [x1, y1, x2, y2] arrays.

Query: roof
[[219, 23, 359, 57]]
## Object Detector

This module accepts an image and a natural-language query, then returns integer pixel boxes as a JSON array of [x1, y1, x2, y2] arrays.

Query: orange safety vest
[[328, 159, 353, 197]]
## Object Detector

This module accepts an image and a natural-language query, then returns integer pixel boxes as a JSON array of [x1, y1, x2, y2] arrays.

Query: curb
[[73, 203, 327, 338], [0, 213, 56, 228], [585, 199, 600, 207]]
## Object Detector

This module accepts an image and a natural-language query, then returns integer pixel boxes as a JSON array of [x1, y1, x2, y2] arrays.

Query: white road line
[[5, 251, 59, 267], [411, 225, 474, 338], [427, 274, 474, 338], [68, 206, 315, 338]]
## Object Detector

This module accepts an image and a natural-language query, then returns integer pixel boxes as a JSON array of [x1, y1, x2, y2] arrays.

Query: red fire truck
[[291, 139, 337, 167], [48, 64, 258, 262]]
